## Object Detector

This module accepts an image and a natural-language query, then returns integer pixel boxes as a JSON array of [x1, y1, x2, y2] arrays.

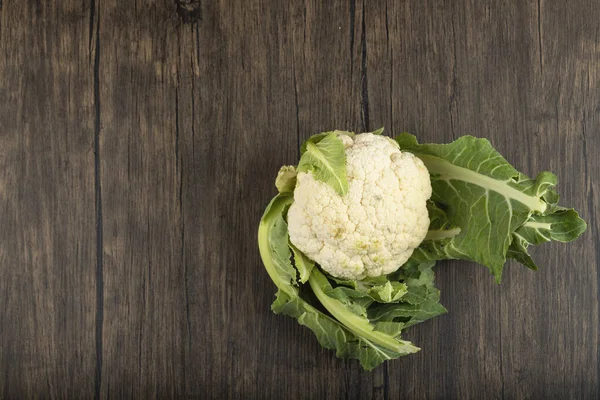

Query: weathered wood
[[177, 1, 385, 398], [94, 1, 186, 398], [0, 0, 598, 398], [369, 1, 600, 398], [0, 1, 96, 398]]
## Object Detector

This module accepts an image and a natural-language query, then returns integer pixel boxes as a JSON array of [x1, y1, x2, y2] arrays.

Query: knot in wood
[[176, 0, 202, 24]]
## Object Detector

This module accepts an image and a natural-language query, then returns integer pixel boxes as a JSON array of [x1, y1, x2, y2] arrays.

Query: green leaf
[[324, 286, 373, 317], [425, 200, 451, 230], [370, 263, 447, 328], [329, 275, 408, 304], [289, 242, 315, 283], [367, 281, 408, 303], [275, 165, 297, 193], [308, 268, 420, 368], [299, 130, 355, 154], [271, 286, 415, 371], [397, 133, 586, 282], [297, 132, 349, 195], [297, 309, 403, 370], [368, 295, 448, 329], [373, 321, 405, 336], [308, 269, 419, 353], [257, 194, 298, 296], [515, 208, 587, 244], [266, 242, 444, 370], [507, 234, 539, 271], [390, 260, 436, 289], [271, 289, 304, 317], [506, 208, 586, 270]]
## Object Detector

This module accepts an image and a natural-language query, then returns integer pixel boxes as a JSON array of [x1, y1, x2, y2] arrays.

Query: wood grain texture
[[0, 0, 598, 399], [95, 1, 187, 397], [367, 1, 600, 398], [0, 1, 96, 398]]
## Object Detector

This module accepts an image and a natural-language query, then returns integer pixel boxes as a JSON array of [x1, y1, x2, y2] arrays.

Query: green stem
[[425, 227, 461, 241], [308, 268, 419, 354], [418, 154, 547, 213]]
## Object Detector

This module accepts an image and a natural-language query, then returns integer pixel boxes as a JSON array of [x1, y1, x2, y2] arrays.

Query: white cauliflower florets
[[287, 133, 432, 280]]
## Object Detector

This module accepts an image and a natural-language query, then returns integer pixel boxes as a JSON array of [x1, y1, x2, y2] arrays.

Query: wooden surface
[[1, 0, 598, 398]]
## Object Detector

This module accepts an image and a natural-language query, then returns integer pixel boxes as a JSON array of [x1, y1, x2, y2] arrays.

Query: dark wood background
[[1, 0, 598, 398]]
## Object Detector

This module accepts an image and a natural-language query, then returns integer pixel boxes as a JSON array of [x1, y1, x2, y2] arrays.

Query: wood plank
[[0, 1, 97, 398], [95, 1, 186, 397], [289, 1, 389, 398], [178, 0, 384, 398], [367, 3, 504, 398], [0, 0, 598, 398], [498, 1, 599, 398], [368, 0, 600, 398]]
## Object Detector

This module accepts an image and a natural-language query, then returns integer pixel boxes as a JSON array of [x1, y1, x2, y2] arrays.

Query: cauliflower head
[[287, 133, 432, 280]]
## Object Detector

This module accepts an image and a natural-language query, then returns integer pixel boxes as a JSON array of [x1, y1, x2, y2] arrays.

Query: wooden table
[[1, 1, 598, 398]]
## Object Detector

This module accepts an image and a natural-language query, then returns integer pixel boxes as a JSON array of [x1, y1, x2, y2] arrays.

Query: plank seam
[[91, 3, 104, 398]]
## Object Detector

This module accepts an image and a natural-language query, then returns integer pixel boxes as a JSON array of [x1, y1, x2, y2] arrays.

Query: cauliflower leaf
[[275, 165, 297, 193], [271, 288, 414, 370], [506, 208, 587, 270], [397, 133, 587, 282], [289, 242, 314, 284], [258, 194, 298, 296], [297, 132, 349, 195]]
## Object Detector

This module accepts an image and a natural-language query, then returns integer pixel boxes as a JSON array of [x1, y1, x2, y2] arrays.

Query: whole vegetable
[[288, 132, 432, 280], [258, 128, 586, 370]]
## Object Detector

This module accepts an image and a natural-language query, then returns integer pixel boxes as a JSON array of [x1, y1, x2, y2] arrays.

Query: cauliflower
[[259, 129, 587, 370], [287, 132, 432, 280]]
